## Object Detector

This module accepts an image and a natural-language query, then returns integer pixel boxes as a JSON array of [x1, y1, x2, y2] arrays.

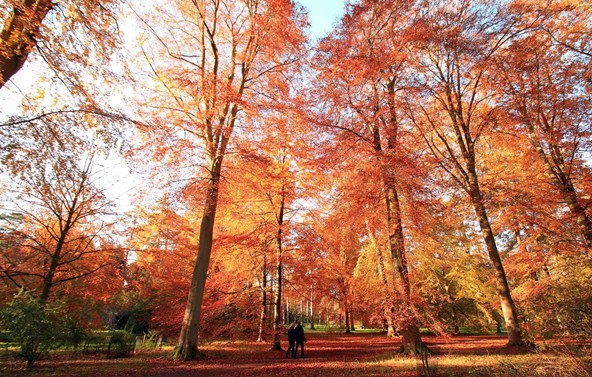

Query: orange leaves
[[4, 0, 592, 345]]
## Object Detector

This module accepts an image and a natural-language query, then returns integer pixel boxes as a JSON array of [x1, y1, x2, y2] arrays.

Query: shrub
[[106, 330, 137, 358], [0, 292, 67, 367]]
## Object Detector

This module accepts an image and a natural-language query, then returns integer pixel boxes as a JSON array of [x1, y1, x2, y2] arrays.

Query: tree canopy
[[1, 0, 591, 363]]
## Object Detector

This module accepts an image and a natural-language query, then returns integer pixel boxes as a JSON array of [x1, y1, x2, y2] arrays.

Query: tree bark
[[367, 224, 397, 336], [528, 125, 592, 248], [384, 176, 423, 351], [0, 0, 54, 88], [271, 184, 285, 351], [309, 290, 315, 330], [39, 251, 59, 305], [349, 303, 355, 332], [338, 276, 351, 334], [372, 110, 423, 351], [467, 168, 523, 346], [257, 253, 268, 343], [174, 159, 222, 360]]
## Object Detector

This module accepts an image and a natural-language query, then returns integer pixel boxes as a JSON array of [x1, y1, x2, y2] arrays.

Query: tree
[[314, 0, 426, 352], [0, 0, 122, 92], [538, 0, 592, 61], [0, 145, 114, 304], [364, 224, 397, 335], [496, 6, 592, 249], [0, 113, 117, 306], [120, 201, 197, 337], [132, 0, 307, 360], [229, 104, 307, 348], [232, 132, 296, 350], [408, 0, 526, 345], [0, 292, 68, 367], [410, 194, 501, 335]]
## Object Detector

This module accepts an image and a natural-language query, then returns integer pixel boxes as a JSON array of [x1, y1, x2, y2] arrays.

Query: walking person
[[285, 321, 297, 358], [293, 320, 306, 358]]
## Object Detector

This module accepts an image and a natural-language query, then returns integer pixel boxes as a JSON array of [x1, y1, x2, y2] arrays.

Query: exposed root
[[172, 345, 206, 361]]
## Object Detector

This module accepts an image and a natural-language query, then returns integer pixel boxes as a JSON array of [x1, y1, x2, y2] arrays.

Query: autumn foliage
[[1, 0, 591, 369]]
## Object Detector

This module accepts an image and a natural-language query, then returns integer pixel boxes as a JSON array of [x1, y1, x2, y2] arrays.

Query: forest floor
[[1, 331, 591, 376]]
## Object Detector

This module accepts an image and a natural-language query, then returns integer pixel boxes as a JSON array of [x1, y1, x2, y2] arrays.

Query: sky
[[297, 0, 346, 39]]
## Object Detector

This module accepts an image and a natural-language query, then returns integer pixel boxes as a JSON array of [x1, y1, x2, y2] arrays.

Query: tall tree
[[314, 0, 426, 352], [133, 0, 306, 359], [408, 0, 525, 345], [496, 6, 592, 249], [0, 0, 122, 91], [232, 110, 305, 349], [0, 116, 115, 305]]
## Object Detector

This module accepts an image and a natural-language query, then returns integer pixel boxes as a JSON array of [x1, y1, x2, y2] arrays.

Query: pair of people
[[285, 320, 306, 358]]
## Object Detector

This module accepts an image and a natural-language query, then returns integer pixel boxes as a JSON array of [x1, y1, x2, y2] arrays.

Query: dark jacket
[[294, 323, 305, 343], [287, 326, 295, 343]]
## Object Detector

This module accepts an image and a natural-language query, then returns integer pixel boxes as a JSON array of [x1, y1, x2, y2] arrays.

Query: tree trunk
[[174, 161, 222, 360], [257, 254, 267, 343], [344, 306, 351, 334], [39, 239, 65, 305], [287, 296, 291, 324], [368, 224, 397, 337], [271, 185, 285, 351], [529, 129, 592, 248], [271, 238, 282, 349], [379, 259, 397, 337], [467, 169, 523, 346], [0, 0, 54, 88], [349, 303, 355, 332], [309, 290, 315, 330], [385, 178, 423, 352], [40, 203, 75, 305], [339, 277, 351, 334], [39, 254, 58, 305], [379, 78, 423, 352]]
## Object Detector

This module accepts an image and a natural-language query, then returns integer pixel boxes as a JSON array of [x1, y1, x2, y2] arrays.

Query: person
[[285, 321, 297, 358], [293, 320, 306, 358]]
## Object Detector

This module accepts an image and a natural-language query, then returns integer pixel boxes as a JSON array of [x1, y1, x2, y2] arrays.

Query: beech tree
[[0, 0, 122, 91], [496, 6, 592, 249], [408, 0, 526, 345], [0, 118, 116, 305], [132, 0, 306, 360], [231, 122, 301, 349], [314, 0, 427, 353]]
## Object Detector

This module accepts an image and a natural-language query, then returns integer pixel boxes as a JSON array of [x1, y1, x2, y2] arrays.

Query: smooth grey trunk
[[467, 169, 523, 345], [257, 253, 268, 343], [175, 159, 222, 360], [271, 184, 285, 350], [367, 223, 397, 336]]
